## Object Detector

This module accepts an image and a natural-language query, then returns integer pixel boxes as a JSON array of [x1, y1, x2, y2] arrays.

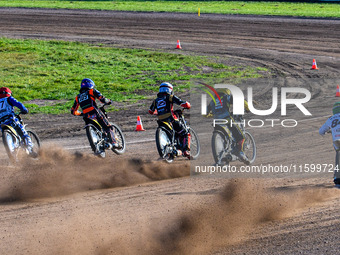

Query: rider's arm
[[319, 120, 330, 135], [93, 89, 111, 105], [8, 97, 28, 114], [71, 96, 82, 116], [149, 100, 156, 115], [206, 99, 215, 115], [173, 95, 191, 109]]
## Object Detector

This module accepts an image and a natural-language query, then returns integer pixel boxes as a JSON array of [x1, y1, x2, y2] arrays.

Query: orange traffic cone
[[311, 59, 319, 70], [135, 116, 145, 131], [176, 40, 182, 49], [336, 85, 340, 97]]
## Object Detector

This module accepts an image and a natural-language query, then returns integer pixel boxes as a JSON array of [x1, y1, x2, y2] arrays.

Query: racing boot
[[238, 151, 250, 165], [174, 149, 182, 157], [108, 129, 122, 149], [25, 137, 38, 158], [111, 141, 122, 149], [181, 133, 191, 159], [183, 150, 190, 159], [105, 143, 113, 150], [237, 139, 250, 165]]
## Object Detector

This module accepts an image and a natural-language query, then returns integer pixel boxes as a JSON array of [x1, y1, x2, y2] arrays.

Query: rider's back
[[319, 113, 340, 141], [0, 96, 27, 123]]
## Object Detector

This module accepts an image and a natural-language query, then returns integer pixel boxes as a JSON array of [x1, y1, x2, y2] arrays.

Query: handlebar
[[15, 112, 25, 118]]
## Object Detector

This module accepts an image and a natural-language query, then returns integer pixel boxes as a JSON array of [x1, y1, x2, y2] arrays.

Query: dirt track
[[1, 8, 340, 255]]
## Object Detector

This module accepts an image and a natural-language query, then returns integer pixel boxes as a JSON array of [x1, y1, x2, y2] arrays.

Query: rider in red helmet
[[149, 82, 191, 157], [71, 78, 119, 155], [0, 87, 36, 157]]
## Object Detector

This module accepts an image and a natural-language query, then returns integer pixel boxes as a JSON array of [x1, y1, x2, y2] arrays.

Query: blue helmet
[[81, 78, 95, 90], [159, 82, 173, 95]]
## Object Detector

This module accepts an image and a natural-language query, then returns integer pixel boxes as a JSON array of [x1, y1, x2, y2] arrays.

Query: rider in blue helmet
[[149, 82, 191, 158], [80, 78, 95, 90], [71, 78, 120, 155], [0, 87, 37, 158]]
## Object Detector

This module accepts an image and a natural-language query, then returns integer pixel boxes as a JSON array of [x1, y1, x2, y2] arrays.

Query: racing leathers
[[0, 96, 33, 150], [319, 113, 340, 182], [71, 88, 118, 150], [149, 92, 191, 156], [207, 90, 250, 164]]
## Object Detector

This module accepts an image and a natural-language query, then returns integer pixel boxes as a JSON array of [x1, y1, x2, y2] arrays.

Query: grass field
[[0, 38, 264, 114], [0, 1, 339, 18]]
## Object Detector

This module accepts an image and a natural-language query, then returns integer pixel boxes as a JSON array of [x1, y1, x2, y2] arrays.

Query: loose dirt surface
[[0, 8, 340, 255]]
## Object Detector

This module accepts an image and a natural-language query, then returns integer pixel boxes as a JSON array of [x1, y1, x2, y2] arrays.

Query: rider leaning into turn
[[206, 88, 250, 165], [0, 87, 36, 157], [71, 78, 119, 153], [149, 82, 191, 157], [319, 102, 340, 185]]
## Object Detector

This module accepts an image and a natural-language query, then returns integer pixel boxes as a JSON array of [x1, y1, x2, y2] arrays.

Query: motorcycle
[[84, 104, 126, 158], [1, 112, 40, 162], [211, 116, 256, 166], [155, 109, 200, 163]]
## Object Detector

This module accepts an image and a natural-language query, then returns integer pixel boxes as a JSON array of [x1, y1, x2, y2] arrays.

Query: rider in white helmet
[[319, 102, 340, 185], [149, 82, 191, 157]]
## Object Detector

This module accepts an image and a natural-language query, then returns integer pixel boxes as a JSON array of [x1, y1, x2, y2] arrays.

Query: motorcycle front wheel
[[110, 123, 126, 155], [244, 131, 256, 164], [188, 128, 200, 160], [27, 130, 41, 155]]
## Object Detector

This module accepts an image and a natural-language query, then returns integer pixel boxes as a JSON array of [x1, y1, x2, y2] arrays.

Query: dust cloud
[[0, 148, 336, 255], [0, 146, 190, 202], [48, 180, 335, 255]]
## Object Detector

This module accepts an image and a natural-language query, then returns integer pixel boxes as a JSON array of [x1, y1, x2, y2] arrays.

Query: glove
[[180, 102, 191, 109], [21, 109, 28, 114], [104, 98, 112, 105]]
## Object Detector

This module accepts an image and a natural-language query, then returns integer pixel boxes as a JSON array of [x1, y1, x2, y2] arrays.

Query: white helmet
[[159, 82, 173, 95]]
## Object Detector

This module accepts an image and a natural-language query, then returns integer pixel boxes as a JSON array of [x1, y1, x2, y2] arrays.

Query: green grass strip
[[0, 1, 339, 18], [0, 37, 265, 114]]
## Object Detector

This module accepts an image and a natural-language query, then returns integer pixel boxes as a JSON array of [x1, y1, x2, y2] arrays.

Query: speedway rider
[[319, 102, 340, 185], [71, 78, 119, 154], [149, 82, 191, 158], [206, 88, 250, 165], [0, 87, 36, 157]]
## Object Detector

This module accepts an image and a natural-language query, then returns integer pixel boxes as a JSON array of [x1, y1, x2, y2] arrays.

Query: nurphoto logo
[[200, 83, 312, 128]]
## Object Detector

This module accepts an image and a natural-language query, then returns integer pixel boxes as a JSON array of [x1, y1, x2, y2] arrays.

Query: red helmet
[[0, 87, 11, 98]]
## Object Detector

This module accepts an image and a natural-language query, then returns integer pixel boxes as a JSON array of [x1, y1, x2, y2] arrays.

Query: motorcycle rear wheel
[[155, 127, 173, 163], [86, 125, 105, 158], [2, 129, 19, 162], [211, 130, 231, 165]]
